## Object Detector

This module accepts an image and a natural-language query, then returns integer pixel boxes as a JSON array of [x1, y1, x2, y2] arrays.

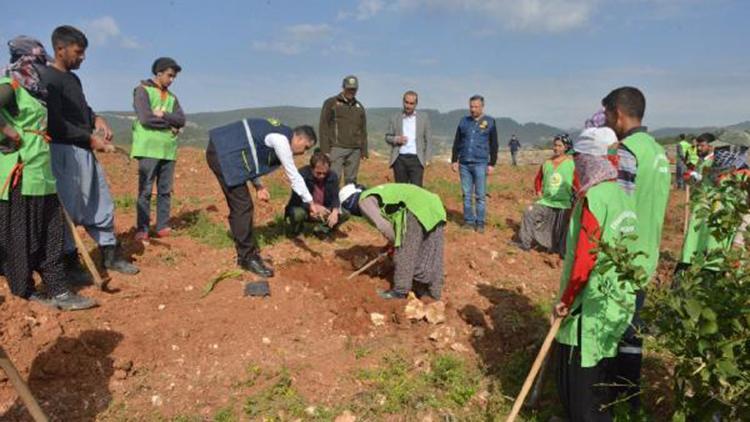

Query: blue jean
[[50, 143, 117, 254], [137, 158, 176, 232], [459, 163, 487, 227]]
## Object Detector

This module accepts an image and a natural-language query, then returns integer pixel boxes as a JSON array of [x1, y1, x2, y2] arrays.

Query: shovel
[[61, 207, 106, 290], [347, 251, 388, 280], [0, 347, 48, 422]]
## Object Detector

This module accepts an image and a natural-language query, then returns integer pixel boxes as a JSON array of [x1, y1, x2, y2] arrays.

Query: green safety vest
[[536, 158, 575, 209], [679, 140, 699, 166], [0, 77, 56, 200], [680, 162, 741, 266], [360, 183, 446, 247], [131, 84, 178, 160], [556, 181, 639, 367], [622, 132, 671, 277]]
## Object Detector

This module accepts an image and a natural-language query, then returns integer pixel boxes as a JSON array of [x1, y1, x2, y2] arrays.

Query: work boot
[[63, 252, 93, 285], [475, 225, 485, 234], [30, 291, 98, 311], [101, 245, 139, 275], [239, 255, 274, 278]]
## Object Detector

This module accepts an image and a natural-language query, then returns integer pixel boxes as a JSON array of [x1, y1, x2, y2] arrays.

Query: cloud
[[83, 16, 141, 49], [397, 0, 598, 32], [337, 0, 386, 20], [252, 23, 333, 55]]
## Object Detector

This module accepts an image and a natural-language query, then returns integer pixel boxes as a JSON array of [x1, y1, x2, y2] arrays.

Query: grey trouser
[[50, 143, 117, 254], [330, 147, 361, 185], [137, 158, 175, 232]]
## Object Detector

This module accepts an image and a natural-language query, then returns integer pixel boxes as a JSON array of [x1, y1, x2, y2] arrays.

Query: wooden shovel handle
[[347, 252, 388, 280], [0, 347, 48, 422], [506, 317, 562, 422], [61, 207, 105, 289]]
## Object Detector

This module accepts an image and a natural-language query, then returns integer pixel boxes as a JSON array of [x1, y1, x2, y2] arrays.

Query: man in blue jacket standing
[[451, 95, 499, 233]]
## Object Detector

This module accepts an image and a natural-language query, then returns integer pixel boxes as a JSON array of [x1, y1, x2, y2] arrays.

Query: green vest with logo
[[131, 85, 178, 160], [0, 77, 56, 200], [680, 161, 738, 266], [622, 132, 671, 277], [556, 181, 639, 367], [360, 183, 446, 247], [536, 158, 575, 209]]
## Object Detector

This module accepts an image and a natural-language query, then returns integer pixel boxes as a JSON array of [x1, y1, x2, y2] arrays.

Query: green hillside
[[101, 106, 566, 155]]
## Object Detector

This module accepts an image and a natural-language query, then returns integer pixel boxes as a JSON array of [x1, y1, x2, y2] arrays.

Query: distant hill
[[652, 121, 750, 140], [101, 106, 567, 154]]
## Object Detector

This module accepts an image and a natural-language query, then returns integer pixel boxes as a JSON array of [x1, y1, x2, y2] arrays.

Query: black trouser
[[614, 290, 646, 411], [206, 144, 257, 262], [556, 341, 616, 422], [392, 154, 424, 186]]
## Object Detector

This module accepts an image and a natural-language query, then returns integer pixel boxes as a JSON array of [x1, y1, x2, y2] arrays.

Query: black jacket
[[284, 165, 340, 213]]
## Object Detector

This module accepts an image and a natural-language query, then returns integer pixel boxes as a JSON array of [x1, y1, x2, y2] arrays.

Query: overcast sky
[[3, 0, 748, 129]]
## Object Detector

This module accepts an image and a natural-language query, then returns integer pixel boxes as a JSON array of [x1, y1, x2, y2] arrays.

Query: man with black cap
[[319, 75, 368, 185], [131, 57, 185, 242], [43, 25, 139, 279]]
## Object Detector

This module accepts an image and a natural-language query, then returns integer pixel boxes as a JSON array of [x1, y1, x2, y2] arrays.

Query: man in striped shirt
[[602, 86, 671, 412]]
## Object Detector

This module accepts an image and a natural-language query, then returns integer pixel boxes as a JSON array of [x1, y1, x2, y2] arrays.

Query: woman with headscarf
[[342, 183, 446, 300], [513, 134, 577, 255], [552, 127, 639, 421], [677, 145, 750, 274], [0, 36, 95, 310]]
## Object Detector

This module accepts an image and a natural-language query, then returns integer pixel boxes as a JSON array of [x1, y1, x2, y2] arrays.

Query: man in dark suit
[[384, 90, 433, 186], [284, 151, 346, 238]]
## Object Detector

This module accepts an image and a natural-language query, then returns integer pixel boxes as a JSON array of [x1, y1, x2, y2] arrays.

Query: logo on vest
[[609, 210, 637, 234], [549, 172, 563, 189], [653, 153, 670, 174], [267, 118, 281, 127]]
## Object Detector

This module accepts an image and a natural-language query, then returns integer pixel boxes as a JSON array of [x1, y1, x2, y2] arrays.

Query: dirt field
[[0, 148, 686, 421]]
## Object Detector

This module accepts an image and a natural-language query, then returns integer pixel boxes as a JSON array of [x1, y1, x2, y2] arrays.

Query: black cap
[[152, 57, 181, 75]]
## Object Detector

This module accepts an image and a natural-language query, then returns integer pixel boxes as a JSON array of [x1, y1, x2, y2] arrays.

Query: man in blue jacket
[[205, 118, 327, 277], [451, 95, 499, 233]]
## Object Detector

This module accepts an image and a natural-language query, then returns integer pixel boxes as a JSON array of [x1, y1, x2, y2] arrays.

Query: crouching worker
[[344, 183, 446, 300], [552, 127, 639, 420], [515, 134, 576, 255], [0, 36, 95, 310], [284, 150, 348, 238], [206, 118, 327, 277]]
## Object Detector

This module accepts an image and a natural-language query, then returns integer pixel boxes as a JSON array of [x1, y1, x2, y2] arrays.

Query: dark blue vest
[[208, 118, 292, 187]]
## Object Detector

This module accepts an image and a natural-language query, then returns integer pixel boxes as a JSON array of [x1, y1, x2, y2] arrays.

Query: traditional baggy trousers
[[50, 143, 117, 255], [0, 183, 67, 298], [519, 204, 570, 256]]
